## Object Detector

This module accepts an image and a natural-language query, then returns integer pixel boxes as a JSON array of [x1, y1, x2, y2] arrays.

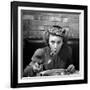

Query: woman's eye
[[51, 41, 55, 44], [57, 41, 61, 44]]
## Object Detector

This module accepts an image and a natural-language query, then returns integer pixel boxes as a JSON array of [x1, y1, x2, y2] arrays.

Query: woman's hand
[[32, 62, 43, 72], [66, 64, 75, 73], [50, 48, 57, 56]]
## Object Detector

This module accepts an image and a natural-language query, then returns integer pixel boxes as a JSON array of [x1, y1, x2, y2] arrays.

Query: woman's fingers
[[50, 49, 56, 56], [67, 64, 75, 73], [33, 63, 42, 71]]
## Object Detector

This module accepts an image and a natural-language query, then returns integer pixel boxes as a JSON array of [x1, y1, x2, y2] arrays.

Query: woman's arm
[[66, 46, 76, 73], [23, 48, 44, 77]]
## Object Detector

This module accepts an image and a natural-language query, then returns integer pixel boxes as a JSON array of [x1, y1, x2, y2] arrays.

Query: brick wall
[[22, 10, 79, 40]]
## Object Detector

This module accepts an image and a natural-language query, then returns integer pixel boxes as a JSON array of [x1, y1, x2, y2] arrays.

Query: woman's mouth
[[50, 49, 57, 56]]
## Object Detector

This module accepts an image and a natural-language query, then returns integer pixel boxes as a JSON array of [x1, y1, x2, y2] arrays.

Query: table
[[37, 69, 79, 76]]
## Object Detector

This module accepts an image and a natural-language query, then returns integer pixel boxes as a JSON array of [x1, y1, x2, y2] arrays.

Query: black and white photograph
[[22, 9, 80, 77], [11, 1, 87, 88]]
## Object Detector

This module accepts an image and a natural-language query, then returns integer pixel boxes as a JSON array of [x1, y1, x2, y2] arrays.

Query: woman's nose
[[54, 43, 57, 49]]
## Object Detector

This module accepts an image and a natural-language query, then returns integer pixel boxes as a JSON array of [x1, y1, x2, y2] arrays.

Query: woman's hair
[[44, 25, 67, 45]]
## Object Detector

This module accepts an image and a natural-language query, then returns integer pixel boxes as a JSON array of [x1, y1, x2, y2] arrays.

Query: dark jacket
[[23, 44, 72, 77]]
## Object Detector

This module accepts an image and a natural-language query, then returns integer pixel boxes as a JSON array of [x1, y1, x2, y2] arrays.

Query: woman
[[23, 25, 75, 77]]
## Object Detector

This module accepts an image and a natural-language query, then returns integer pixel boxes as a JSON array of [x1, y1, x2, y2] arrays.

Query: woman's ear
[[62, 29, 66, 34], [43, 30, 49, 45]]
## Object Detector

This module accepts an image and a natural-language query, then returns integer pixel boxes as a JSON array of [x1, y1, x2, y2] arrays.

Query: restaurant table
[[36, 69, 79, 76]]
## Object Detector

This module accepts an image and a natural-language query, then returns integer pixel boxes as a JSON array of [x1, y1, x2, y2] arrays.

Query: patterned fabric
[[48, 25, 66, 37]]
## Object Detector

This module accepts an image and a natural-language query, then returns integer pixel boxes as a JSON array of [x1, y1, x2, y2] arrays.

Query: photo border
[[11, 1, 88, 88]]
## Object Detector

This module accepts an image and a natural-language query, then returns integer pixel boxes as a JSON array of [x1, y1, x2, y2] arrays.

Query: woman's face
[[49, 34, 63, 55]]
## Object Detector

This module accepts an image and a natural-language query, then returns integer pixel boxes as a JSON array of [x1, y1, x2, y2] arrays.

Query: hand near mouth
[[50, 49, 57, 56]]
